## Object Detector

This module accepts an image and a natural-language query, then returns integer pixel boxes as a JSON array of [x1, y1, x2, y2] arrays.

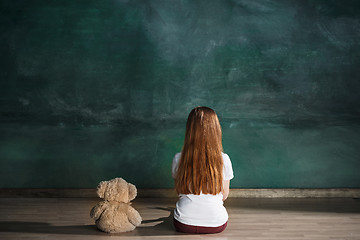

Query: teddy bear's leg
[[127, 206, 142, 227]]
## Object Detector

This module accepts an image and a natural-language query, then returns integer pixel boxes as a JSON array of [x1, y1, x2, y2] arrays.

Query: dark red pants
[[173, 218, 227, 234]]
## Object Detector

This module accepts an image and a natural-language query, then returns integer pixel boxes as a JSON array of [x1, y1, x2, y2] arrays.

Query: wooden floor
[[0, 197, 360, 240]]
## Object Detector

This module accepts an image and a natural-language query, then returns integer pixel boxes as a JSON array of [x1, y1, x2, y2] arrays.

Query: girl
[[172, 106, 234, 234]]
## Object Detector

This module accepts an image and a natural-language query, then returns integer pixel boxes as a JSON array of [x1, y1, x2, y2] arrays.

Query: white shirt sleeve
[[222, 153, 234, 181]]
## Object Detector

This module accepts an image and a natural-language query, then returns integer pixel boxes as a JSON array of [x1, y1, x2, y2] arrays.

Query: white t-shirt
[[172, 152, 234, 227]]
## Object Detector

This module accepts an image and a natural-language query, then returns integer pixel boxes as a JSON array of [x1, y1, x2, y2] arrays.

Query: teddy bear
[[90, 178, 142, 233]]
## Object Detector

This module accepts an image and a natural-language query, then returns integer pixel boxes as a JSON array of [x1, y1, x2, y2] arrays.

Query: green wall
[[0, 0, 359, 188]]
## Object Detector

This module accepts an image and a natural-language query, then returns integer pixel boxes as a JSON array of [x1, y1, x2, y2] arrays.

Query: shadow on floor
[[0, 207, 183, 236], [0, 221, 103, 235], [119, 207, 184, 236]]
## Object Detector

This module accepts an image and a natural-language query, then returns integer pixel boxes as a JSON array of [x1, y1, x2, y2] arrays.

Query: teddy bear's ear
[[97, 181, 108, 199], [128, 183, 137, 201]]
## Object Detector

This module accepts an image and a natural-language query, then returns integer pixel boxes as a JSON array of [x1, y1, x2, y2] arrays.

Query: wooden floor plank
[[0, 197, 359, 239]]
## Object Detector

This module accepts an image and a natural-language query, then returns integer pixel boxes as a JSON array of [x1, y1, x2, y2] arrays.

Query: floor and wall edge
[[0, 188, 359, 198]]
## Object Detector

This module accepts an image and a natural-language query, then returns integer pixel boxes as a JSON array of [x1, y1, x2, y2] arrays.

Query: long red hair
[[175, 106, 223, 195]]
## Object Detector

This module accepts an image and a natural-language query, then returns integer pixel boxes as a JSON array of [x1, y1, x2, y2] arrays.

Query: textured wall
[[0, 0, 359, 188]]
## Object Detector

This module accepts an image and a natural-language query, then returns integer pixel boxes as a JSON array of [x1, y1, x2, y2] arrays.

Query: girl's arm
[[222, 180, 230, 201]]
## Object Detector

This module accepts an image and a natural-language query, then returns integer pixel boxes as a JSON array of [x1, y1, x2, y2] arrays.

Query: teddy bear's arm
[[127, 206, 142, 227], [90, 201, 108, 220]]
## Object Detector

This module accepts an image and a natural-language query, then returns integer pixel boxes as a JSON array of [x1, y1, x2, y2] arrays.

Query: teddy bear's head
[[96, 178, 137, 203]]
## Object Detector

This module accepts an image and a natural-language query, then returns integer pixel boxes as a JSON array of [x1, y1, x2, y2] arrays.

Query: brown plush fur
[[90, 178, 142, 233]]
